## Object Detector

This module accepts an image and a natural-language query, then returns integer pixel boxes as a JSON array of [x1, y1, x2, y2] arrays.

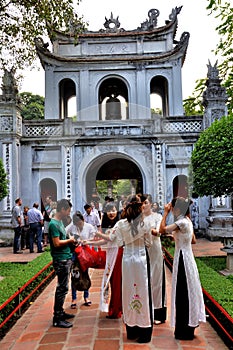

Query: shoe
[[37, 250, 45, 253], [175, 335, 194, 340], [83, 301, 92, 306], [154, 320, 166, 325], [106, 315, 118, 319], [61, 312, 75, 320], [53, 319, 73, 328], [137, 337, 151, 343], [30, 251, 34, 253], [14, 251, 23, 254], [71, 303, 77, 309]]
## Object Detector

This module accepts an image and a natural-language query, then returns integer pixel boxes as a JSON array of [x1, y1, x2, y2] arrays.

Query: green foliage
[[20, 92, 44, 119], [190, 113, 233, 197], [213, 3, 233, 113], [184, 1, 233, 114], [0, 158, 8, 201], [183, 79, 206, 116], [0, 250, 52, 304], [0, 0, 86, 71], [196, 257, 233, 317], [96, 180, 132, 202]]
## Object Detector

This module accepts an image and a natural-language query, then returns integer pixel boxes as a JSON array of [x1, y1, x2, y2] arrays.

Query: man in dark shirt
[[48, 199, 76, 328]]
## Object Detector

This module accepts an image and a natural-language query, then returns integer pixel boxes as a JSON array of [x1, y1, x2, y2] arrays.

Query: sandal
[[83, 301, 92, 306], [71, 303, 77, 309]]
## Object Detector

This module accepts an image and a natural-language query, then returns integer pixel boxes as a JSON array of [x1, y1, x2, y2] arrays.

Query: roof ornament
[[207, 60, 219, 80], [166, 6, 182, 23], [69, 14, 86, 36], [34, 37, 49, 51], [0, 68, 19, 103], [139, 9, 160, 31], [103, 12, 121, 33]]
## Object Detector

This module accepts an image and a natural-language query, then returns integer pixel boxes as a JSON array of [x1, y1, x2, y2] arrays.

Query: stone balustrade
[[18, 115, 203, 139]]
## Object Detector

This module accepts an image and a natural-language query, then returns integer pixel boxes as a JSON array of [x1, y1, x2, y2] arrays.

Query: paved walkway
[[0, 239, 230, 350]]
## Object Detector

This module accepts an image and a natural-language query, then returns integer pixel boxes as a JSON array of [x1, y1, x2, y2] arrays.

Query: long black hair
[[123, 201, 143, 236]]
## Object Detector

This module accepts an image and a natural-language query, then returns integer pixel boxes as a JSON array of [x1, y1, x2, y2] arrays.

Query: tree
[[189, 113, 233, 198], [0, 158, 8, 201], [0, 1, 86, 72], [184, 1, 233, 114], [183, 79, 205, 116], [207, 1, 233, 113], [20, 92, 44, 120]]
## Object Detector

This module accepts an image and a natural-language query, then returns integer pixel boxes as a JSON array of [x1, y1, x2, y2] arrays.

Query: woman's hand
[[151, 228, 161, 237], [95, 231, 102, 238], [164, 202, 172, 214]]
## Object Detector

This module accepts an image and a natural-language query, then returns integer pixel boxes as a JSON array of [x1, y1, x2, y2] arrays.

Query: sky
[[20, 0, 220, 99]]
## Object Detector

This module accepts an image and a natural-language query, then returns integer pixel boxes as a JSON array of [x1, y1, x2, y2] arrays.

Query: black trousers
[[13, 226, 22, 253], [175, 251, 195, 340], [53, 259, 72, 319]]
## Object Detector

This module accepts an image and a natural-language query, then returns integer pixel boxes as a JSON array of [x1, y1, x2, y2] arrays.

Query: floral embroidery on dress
[[130, 284, 142, 314]]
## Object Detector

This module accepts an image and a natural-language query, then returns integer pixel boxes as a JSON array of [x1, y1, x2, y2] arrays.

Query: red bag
[[75, 246, 106, 271], [75, 245, 98, 271], [95, 247, 106, 269]]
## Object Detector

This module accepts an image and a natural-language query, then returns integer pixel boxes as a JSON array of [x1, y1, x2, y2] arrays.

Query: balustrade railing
[[20, 115, 203, 138]]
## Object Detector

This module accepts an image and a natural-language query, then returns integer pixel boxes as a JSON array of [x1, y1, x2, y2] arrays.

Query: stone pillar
[[202, 60, 228, 128], [0, 69, 22, 240]]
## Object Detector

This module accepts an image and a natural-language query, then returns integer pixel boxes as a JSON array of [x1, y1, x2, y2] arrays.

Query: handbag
[[95, 247, 106, 269], [75, 245, 98, 271], [71, 260, 91, 291]]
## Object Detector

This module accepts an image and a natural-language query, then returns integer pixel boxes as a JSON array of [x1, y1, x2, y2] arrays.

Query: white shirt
[[66, 221, 96, 241], [83, 211, 101, 230]]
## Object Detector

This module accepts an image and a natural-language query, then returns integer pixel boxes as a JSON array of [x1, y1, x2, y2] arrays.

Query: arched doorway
[[40, 178, 57, 212], [86, 158, 143, 203]]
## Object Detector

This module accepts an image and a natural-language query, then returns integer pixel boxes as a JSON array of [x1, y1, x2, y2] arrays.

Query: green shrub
[[0, 250, 52, 304], [196, 257, 233, 317]]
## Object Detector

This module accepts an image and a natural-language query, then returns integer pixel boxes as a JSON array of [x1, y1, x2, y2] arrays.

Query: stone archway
[[85, 157, 143, 202]]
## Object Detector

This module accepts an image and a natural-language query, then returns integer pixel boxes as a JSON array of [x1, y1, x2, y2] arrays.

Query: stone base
[[0, 225, 14, 246], [219, 249, 233, 275], [219, 269, 233, 276], [206, 227, 233, 241]]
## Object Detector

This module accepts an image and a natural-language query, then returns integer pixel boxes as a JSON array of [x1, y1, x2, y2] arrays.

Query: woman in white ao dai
[[159, 197, 206, 340]]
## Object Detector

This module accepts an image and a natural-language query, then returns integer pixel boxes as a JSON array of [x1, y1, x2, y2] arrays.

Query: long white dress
[[171, 215, 206, 328], [110, 218, 153, 328], [144, 212, 167, 312]]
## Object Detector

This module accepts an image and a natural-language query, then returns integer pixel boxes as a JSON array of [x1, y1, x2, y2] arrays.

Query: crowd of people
[[11, 193, 206, 343], [11, 196, 57, 254]]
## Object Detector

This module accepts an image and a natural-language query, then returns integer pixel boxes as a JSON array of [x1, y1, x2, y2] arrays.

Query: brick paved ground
[[0, 239, 230, 350]]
